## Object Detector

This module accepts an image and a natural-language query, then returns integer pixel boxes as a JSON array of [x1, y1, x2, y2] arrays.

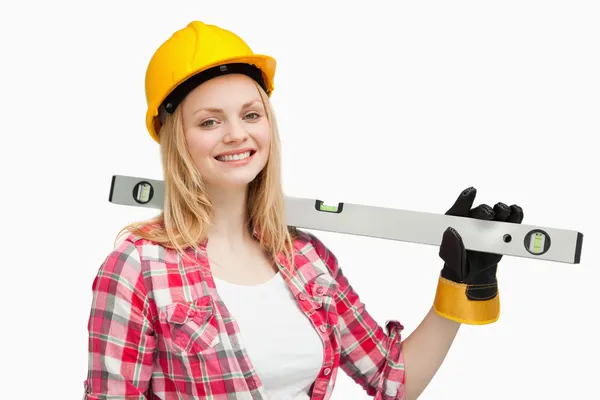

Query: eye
[[244, 112, 261, 120], [200, 119, 218, 127]]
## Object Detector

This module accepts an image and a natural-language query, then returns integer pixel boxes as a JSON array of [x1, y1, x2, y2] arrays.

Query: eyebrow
[[194, 99, 263, 115]]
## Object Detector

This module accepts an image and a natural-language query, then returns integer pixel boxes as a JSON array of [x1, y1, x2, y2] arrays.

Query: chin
[[207, 167, 263, 189]]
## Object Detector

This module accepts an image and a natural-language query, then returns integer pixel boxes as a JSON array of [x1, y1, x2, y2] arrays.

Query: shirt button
[[324, 368, 331, 376], [187, 310, 196, 317], [319, 325, 327, 332], [298, 293, 307, 301], [316, 287, 324, 294]]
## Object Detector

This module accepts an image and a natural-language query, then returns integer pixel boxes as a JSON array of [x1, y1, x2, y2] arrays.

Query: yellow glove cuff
[[433, 276, 500, 325]]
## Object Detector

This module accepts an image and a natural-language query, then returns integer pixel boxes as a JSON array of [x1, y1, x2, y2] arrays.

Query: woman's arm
[[401, 307, 461, 399], [308, 233, 463, 400], [84, 239, 156, 399], [308, 233, 407, 398], [401, 187, 524, 399]]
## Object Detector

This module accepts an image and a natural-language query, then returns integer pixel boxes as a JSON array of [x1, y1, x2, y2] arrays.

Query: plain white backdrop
[[1, 0, 598, 399]]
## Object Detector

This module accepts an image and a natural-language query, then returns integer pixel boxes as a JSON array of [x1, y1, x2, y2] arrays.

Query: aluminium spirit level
[[108, 175, 584, 264]]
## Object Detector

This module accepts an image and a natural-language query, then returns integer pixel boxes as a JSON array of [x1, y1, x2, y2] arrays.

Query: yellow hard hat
[[144, 21, 277, 143]]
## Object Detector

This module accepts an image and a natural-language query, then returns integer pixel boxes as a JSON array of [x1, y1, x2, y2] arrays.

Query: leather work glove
[[433, 187, 524, 325]]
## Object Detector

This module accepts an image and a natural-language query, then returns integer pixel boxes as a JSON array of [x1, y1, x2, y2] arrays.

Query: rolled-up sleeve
[[84, 239, 156, 399], [310, 234, 406, 399]]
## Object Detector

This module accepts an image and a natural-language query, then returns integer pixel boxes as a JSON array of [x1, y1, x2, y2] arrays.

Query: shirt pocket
[[160, 295, 220, 355], [305, 273, 340, 328]]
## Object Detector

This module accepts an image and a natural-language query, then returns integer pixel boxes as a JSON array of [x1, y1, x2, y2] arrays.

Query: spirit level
[[108, 175, 584, 264]]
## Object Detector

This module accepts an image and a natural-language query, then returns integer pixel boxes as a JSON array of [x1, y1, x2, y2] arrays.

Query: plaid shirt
[[84, 228, 406, 399]]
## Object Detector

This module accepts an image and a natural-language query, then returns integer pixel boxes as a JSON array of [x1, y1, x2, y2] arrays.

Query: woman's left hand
[[433, 186, 524, 325]]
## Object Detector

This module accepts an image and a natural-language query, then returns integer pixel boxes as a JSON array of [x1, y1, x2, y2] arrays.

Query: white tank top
[[213, 272, 324, 400]]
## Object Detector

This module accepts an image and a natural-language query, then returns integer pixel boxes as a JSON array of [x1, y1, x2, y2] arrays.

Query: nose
[[223, 119, 249, 143]]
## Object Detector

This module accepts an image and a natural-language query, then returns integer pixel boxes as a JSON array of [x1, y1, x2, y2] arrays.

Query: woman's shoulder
[[112, 224, 165, 251], [98, 223, 175, 273], [93, 224, 192, 298], [91, 233, 149, 298], [291, 228, 340, 275], [292, 228, 328, 250]]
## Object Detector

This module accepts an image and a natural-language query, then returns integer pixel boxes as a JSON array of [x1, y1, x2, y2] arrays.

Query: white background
[[1, 1, 598, 399]]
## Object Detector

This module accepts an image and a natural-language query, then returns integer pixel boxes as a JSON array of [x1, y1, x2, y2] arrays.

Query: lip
[[214, 148, 256, 158], [214, 149, 256, 167]]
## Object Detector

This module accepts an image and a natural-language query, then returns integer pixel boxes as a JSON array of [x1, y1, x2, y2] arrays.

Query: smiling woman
[[83, 19, 524, 400], [181, 75, 271, 188]]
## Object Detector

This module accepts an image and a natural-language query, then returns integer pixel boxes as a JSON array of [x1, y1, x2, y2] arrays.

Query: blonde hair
[[116, 80, 297, 268]]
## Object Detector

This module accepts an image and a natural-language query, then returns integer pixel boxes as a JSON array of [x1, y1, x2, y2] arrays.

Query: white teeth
[[216, 151, 252, 162]]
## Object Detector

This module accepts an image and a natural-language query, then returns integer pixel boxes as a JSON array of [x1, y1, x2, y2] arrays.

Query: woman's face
[[181, 74, 271, 189]]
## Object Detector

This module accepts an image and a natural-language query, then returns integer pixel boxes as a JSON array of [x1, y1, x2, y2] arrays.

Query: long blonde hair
[[116, 80, 297, 267]]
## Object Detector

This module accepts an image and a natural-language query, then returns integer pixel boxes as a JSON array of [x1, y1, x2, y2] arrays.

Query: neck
[[205, 184, 253, 249]]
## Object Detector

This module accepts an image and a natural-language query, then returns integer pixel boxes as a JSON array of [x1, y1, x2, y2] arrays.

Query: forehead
[[182, 74, 262, 111]]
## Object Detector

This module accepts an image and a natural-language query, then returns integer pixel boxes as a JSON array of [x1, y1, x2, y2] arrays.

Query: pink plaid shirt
[[84, 228, 406, 399]]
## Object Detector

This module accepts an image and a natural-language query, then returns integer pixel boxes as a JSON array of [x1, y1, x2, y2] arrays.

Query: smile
[[215, 150, 256, 162]]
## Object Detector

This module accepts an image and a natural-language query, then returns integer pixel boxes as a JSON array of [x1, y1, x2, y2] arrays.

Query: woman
[[84, 20, 524, 400]]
